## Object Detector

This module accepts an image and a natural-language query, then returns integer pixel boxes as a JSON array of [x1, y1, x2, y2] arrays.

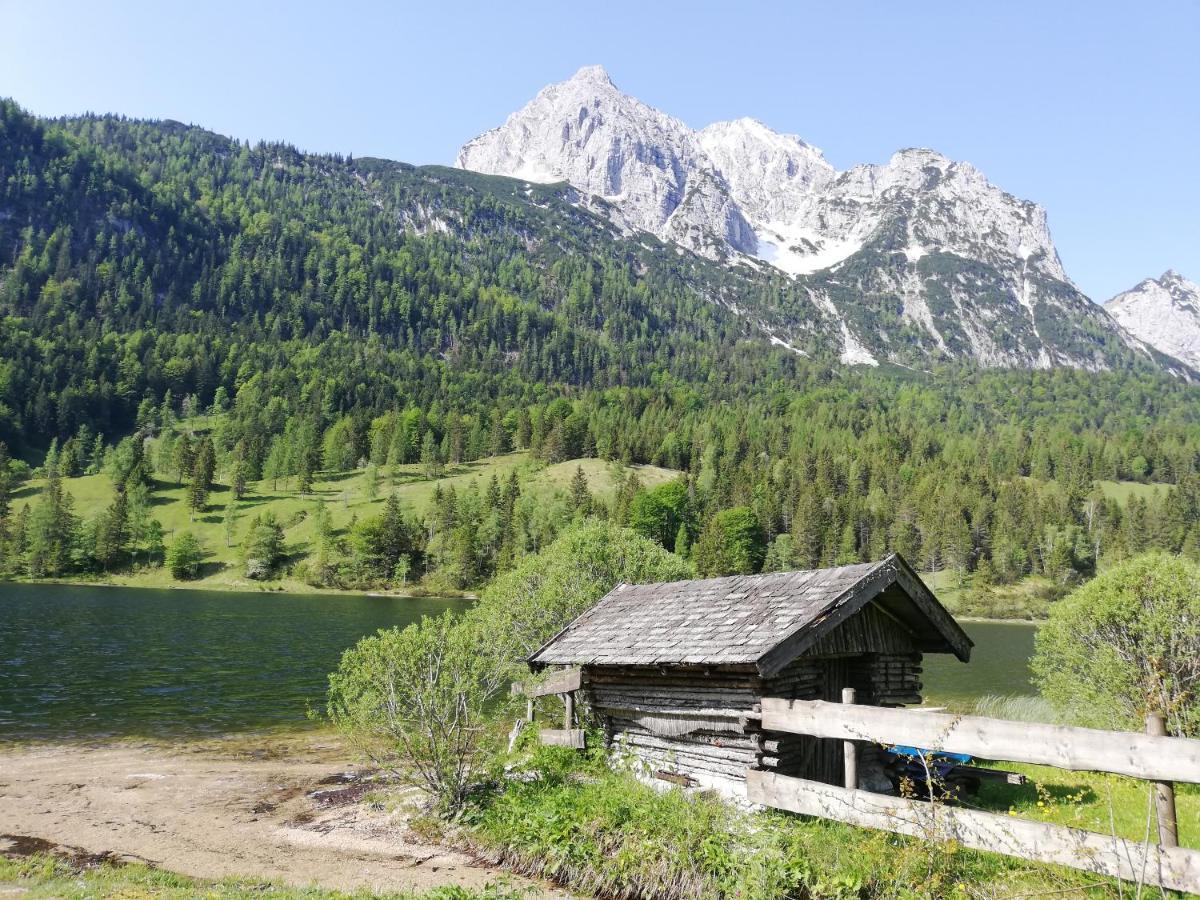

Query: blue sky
[[2, 0, 1197, 301]]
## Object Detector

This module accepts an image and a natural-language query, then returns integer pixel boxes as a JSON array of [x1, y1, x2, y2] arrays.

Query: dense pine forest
[[4, 97, 1200, 609]]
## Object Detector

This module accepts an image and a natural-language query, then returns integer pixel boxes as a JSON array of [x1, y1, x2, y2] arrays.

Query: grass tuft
[[972, 694, 1063, 724]]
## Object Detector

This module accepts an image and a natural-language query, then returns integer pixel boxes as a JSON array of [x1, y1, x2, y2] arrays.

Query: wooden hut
[[528, 553, 972, 798]]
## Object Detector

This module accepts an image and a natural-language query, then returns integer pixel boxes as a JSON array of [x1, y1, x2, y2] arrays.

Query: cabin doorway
[[766, 656, 853, 786]]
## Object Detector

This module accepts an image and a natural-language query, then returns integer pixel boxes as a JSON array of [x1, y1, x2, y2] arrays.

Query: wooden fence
[[748, 696, 1200, 894]]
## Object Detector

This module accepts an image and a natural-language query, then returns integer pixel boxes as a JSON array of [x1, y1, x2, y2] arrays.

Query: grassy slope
[[972, 761, 1200, 848], [1097, 479, 1170, 503], [6, 469, 1162, 603], [923, 569, 1061, 620], [8, 453, 680, 594]]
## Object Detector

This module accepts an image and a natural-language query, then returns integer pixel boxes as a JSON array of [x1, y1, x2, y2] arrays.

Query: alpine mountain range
[[457, 65, 1198, 375]]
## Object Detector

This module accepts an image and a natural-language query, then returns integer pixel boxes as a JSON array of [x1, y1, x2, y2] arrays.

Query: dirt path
[[0, 733, 560, 896]]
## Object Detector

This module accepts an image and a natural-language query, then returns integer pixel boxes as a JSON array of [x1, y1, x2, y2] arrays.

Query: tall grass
[[973, 693, 1064, 724]]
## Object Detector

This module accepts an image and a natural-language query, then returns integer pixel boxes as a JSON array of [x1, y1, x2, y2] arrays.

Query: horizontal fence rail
[[760, 698, 1200, 783], [538, 728, 586, 748], [754, 697, 1200, 894], [516, 667, 582, 698], [747, 771, 1200, 895]]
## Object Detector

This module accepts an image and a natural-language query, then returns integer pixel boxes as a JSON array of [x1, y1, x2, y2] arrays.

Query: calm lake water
[[921, 620, 1039, 710], [0, 583, 470, 741], [0, 583, 1036, 741]]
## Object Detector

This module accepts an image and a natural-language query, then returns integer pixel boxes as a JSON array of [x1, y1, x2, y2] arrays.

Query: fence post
[[564, 691, 575, 730], [842, 687, 858, 790], [526, 696, 535, 723], [1146, 712, 1179, 847]]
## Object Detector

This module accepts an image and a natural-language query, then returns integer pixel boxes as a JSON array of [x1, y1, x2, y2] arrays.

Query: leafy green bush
[[242, 511, 285, 579], [327, 521, 687, 819], [164, 530, 204, 579], [1033, 552, 1200, 735], [327, 613, 507, 815]]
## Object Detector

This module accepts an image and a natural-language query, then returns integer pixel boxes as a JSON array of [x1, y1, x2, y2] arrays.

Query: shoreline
[[955, 614, 1042, 625], [3, 578, 1041, 625], [0, 723, 342, 754], [0, 575, 477, 602]]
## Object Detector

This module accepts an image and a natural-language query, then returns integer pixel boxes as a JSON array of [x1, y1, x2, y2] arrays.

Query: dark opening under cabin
[[528, 553, 972, 798]]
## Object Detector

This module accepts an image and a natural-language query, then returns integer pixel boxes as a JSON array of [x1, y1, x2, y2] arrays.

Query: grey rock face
[[457, 66, 1168, 373]]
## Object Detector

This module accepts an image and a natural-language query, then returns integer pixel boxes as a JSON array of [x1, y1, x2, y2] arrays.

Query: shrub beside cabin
[[528, 554, 972, 797]]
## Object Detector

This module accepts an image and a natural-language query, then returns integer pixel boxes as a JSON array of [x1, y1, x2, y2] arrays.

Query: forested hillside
[[3, 98, 1200, 606]]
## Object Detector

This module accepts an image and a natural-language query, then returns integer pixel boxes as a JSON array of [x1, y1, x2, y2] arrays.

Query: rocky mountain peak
[[1106, 271, 1200, 369], [455, 66, 1172, 374], [567, 64, 615, 86], [455, 66, 755, 256]]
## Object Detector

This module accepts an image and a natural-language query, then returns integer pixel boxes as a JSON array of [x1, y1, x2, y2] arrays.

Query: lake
[[0, 583, 470, 741], [921, 620, 1039, 710], [0, 584, 1037, 741]]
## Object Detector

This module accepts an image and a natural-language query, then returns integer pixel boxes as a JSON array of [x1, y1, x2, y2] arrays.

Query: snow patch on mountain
[[754, 220, 866, 275], [1106, 271, 1200, 369], [769, 333, 807, 356], [839, 322, 879, 366]]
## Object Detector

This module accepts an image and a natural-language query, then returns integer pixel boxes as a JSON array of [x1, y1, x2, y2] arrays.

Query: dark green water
[[0, 583, 1036, 740], [0, 583, 469, 741], [921, 620, 1039, 710]]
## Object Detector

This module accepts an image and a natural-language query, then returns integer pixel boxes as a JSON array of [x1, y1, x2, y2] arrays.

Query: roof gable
[[529, 554, 972, 674]]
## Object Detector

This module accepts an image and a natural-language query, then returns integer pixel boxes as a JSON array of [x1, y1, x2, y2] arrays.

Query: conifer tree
[[94, 488, 130, 569], [420, 430, 442, 480], [189, 437, 216, 516], [222, 497, 239, 548], [0, 441, 11, 523], [568, 465, 592, 516]]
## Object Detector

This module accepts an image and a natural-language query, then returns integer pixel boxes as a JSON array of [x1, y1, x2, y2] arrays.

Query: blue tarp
[[888, 745, 972, 764]]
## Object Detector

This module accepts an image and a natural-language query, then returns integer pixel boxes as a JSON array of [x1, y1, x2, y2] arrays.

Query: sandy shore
[[0, 732, 560, 896]]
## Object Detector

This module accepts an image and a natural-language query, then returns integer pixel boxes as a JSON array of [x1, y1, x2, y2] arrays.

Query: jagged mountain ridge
[[457, 65, 757, 257], [457, 66, 1156, 372], [1106, 271, 1200, 369]]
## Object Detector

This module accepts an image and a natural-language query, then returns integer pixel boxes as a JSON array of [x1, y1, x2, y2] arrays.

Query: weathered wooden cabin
[[528, 553, 972, 797]]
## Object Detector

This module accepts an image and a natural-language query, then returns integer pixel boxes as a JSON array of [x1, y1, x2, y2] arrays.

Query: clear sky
[[3, 0, 1197, 302]]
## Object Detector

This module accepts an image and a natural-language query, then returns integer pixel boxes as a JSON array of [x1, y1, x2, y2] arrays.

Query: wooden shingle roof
[[529, 553, 971, 676]]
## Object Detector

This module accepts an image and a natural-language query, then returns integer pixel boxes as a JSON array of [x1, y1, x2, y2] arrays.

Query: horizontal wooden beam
[[761, 698, 1200, 784], [747, 770, 1200, 894], [518, 667, 582, 698], [539, 728, 586, 749]]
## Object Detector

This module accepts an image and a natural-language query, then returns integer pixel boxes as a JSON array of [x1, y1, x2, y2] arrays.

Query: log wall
[[581, 602, 928, 796]]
